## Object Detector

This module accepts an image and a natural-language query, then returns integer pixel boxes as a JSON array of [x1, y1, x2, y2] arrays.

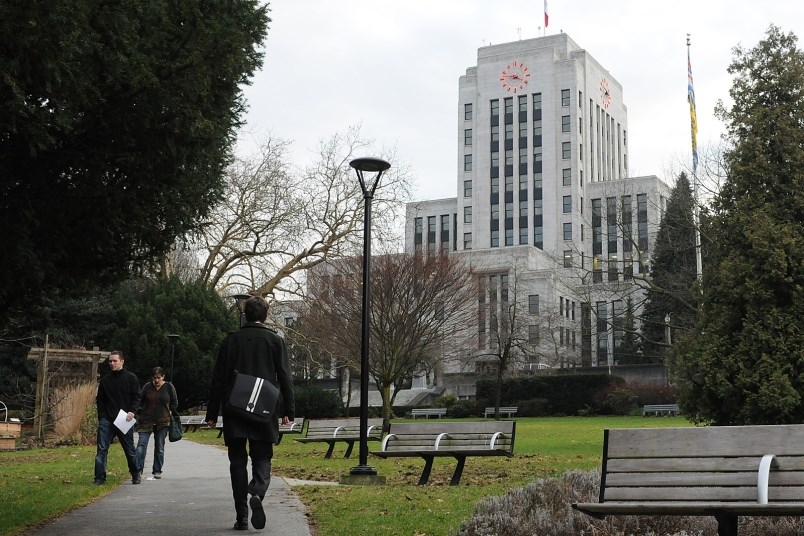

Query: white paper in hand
[[113, 409, 135, 433]]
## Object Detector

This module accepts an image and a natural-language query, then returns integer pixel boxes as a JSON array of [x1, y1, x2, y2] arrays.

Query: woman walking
[[134, 367, 178, 481]]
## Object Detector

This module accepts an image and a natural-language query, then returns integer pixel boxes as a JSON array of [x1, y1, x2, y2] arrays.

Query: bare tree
[[295, 253, 477, 429], [185, 126, 412, 298]]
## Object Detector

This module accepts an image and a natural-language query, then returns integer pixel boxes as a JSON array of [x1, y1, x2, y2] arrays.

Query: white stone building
[[405, 33, 670, 397]]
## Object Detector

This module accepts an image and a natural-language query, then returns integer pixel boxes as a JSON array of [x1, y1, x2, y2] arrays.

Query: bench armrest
[[758, 454, 777, 504], [367, 424, 379, 437], [434, 432, 450, 450], [332, 426, 343, 438], [380, 433, 397, 451], [489, 432, 509, 449]]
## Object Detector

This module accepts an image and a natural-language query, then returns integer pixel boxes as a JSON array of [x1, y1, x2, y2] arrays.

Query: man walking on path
[[94, 350, 140, 485], [206, 296, 295, 530]]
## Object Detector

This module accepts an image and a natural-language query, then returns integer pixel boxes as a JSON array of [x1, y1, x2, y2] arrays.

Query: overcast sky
[[236, 0, 802, 201]]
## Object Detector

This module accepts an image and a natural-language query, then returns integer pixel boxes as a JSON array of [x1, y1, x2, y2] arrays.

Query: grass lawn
[[0, 416, 690, 536]]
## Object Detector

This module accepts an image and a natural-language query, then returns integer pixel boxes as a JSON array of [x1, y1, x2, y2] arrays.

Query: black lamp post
[[167, 334, 180, 382], [233, 293, 252, 327], [349, 156, 391, 479]]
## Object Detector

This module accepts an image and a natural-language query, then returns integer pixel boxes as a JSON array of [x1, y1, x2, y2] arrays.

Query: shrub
[[599, 387, 638, 415], [517, 397, 550, 417], [458, 470, 804, 535], [448, 400, 481, 418], [293, 386, 343, 418], [432, 394, 458, 408]]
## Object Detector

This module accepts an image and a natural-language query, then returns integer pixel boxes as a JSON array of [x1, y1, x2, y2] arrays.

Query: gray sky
[[236, 0, 802, 201]]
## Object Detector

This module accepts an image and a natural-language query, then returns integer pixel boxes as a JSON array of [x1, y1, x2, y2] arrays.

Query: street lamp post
[[233, 293, 252, 327], [167, 334, 180, 382], [348, 157, 390, 480]]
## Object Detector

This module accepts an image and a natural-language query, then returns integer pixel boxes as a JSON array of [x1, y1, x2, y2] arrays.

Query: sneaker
[[249, 495, 265, 529], [132, 473, 142, 485], [93, 479, 105, 486], [153, 472, 162, 479], [233, 519, 248, 531]]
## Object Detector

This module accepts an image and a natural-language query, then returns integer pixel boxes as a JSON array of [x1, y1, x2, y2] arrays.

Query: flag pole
[[687, 34, 702, 283]]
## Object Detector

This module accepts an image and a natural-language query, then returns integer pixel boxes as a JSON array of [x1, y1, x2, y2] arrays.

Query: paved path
[[29, 439, 312, 536]]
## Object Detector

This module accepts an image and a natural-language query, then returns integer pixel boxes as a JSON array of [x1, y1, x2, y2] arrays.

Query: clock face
[[600, 78, 612, 108], [500, 61, 530, 93]]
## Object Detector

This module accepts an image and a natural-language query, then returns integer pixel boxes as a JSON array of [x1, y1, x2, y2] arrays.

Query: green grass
[[0, 416, 690, 536], [0, 445, 130, 535]]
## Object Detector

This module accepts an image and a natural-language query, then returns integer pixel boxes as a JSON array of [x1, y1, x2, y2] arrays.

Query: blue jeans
[[94, 418, 137, 482], [135, 425, 169, 475]]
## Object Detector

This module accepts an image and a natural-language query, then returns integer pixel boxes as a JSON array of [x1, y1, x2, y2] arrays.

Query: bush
[[448, 400, 481, 418], [293, 386, 343, 418], [517, 398, 550, 417], [432, 394, 458, 408], [598, 387, 638, 415], [458, 470, 804, 535]]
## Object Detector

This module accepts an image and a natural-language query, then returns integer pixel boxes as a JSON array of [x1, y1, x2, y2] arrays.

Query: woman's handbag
[[168, 410, 183, 442]]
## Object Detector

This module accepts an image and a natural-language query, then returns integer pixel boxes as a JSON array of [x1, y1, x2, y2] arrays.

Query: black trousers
[[227, 437, 273, 520]]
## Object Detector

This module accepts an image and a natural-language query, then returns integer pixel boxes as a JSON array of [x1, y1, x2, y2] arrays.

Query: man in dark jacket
[[94, 350, 140, 485], [206, 296, 295, 531]]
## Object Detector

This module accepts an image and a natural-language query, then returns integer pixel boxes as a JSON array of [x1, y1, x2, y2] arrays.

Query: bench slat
[[607, 455, 804, 473], [606, 471, 804, 488], [607, 425, 804, 458], [605, 486, 804, 502], [575, 502, 804, 516]]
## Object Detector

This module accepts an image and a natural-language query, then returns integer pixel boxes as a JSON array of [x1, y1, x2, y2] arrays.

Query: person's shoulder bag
[[224, 370, 279, 424]]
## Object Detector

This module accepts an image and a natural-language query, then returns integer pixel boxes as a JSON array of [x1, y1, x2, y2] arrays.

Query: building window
[[563, 168, 571, 186], [607, 197, 618, 254], [529, 324, 540, 344], [463, 206, 472, 224], [505, 149, 514, 166], [519, 174, 528, 191], [533, 198, 543, 216], [463, 180, 472, 197], [563, 222, 572, 240], [562, 115, 571, 132], [561, 89, 570, 107], [464, 103, 473, 120], [504, 98, 513, 114], [564, 250, 572, 268], [504, 202, 513, 219], [519, 147, 527, 165], [491, 99, 499, 116], [491, 203, 499, 220], [596, 301, 608, 365], [464, 154, 472, 171], [464, 129, 472, 146], [519, 227, 528, 245], [519, 122, 528, 139], [491, 151, 500, 168], [505, 175, 513, 192], [637, 193, 648, 250], [608, 255, 618, 281], [563, 195, 572, 213], [622, 195, 633, 253], [534, 226, 543, 249], [505, 228, 513, 246], [562, 142, 571, 159], [533, 125, 542, 147], [491, 230, 499, 247], [491, 125, 500, 142], [464, 232, 472, 250], [491, 176, 499, 194], [505, 123, 514, 140], [528, 294, 540, 314], [519, 200, 528, 218], [518, 95, 527, 113], [414, 217, 423, 235]]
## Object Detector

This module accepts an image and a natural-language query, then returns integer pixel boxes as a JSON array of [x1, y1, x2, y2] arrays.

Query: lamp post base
[[340, 465, 385, 486]]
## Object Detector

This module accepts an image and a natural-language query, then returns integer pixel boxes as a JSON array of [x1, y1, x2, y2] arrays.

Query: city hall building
[[405, 33, 670, 397]]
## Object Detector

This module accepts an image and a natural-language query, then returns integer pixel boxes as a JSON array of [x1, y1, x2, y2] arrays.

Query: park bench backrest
[[383, 421, 515, 454], [601, 425, 804, 503], [304, 418, 383, 439]]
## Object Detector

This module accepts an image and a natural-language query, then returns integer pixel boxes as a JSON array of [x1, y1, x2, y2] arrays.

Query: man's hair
[[109, 350, 125, 360], [244, 296, 269, 323]]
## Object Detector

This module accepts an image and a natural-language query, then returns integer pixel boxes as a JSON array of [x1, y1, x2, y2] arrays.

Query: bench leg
[[216, 429, 223, 439], [343, 441, 354, 459], [418, 456, 435, 485], [276, 434, 284, 445], [450, 456, 466, 486], [324, 442, 336, 459], [714, 513, 738, 536]]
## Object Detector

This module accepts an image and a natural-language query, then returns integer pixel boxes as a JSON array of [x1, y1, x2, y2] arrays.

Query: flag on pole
[[687, 45, 698, 175], [544, 0, 549, 29]]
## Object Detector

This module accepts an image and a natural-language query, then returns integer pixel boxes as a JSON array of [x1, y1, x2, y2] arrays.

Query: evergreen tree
[[0, 1, 269, 328], [671, 26, 804, 425], [641, 173, 699, 362], [616, 297, 644, 364]]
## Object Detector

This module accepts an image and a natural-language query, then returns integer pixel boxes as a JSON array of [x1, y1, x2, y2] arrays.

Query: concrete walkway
[[29, 439, 312, 536]]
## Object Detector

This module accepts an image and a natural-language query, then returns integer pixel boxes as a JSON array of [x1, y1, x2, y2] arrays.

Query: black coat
[[205, 322, 295, 445]]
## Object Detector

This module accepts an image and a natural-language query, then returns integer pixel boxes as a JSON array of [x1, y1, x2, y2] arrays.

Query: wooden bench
[[180, 415, 206, 432], [483, 406, 517, 418], [572, 424, 804, 536], [294, 418, 383, 459], [371, 420, 516, 485], [411, 408, 447, 419], [211, 416, 305, 443], [642, 403, 680, 416]]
